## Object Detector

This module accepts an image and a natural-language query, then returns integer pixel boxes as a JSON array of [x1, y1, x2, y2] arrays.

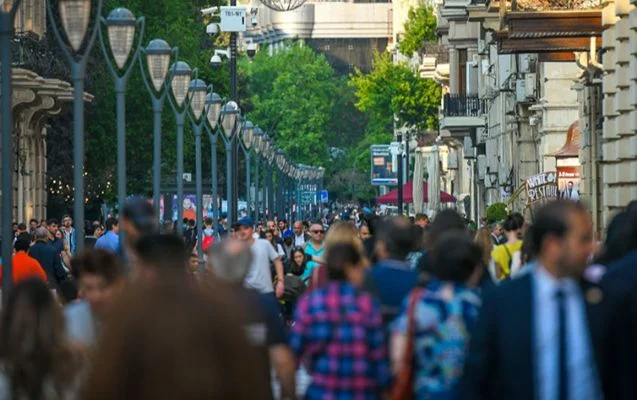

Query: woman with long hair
[[491, 212, 525, 280], [288, 247, 308, 276], [474, 227, 494, 281], [0, 279, 83, 399]]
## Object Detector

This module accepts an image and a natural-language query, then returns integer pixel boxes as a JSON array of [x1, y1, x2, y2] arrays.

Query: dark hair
[[415, 213, 429, 222], [84, 281, 269, 399], [29, 219, 38, 225], [135, 234, 188, 274], [17, 223, 27, 231], [105, 217, 118, 232], [204, 217, 213, 226], [188, 219, 196, 227], [47, 218, 58, 226], [58, 279, 78, 305], [528, 201, 587, 256], [13, 239, 30, 252], [429, 231, 482, 283], [426, 209, 466, 247], [376, 217, 417, 260], [503, 212, 524, 232], [0, 279, 81, 399], [289, 248, 307, 275], [595, 207, 637, 266], [122, 197, 157, 234], [326, 243, 362, 281], [71, 249, 123, 284]]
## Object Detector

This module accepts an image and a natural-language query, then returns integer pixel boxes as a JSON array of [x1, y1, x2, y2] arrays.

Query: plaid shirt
[[290, 282, 391, 400]]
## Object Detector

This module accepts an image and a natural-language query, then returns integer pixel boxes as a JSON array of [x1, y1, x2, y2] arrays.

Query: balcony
[[440, 93, 487, 132]]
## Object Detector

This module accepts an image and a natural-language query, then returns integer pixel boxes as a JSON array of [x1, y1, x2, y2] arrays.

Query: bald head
[[207, 239, 252, 284]]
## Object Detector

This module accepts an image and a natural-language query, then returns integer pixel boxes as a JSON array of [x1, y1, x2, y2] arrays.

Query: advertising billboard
[[370, 145, 398, 186]]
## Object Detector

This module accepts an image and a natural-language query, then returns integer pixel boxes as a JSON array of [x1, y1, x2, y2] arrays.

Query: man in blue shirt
[[364, 216, 420, 326], [95, 217, 120, 254], [302, 221, 325, 283]]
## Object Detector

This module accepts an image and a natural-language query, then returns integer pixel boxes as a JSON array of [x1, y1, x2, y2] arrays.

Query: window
[[348, 44, 354, 51], [323, 44, 330, 51]]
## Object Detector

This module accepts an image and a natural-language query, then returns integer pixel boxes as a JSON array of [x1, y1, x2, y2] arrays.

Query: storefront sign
[[370, 145, 397, 186], [525, 171, 558, 205]]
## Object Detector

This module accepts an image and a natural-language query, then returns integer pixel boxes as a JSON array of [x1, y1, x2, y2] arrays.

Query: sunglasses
[[311, 230, 325, 234]]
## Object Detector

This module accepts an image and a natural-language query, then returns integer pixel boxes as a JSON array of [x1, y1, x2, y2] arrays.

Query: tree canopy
[[398, 5, 438, 56]]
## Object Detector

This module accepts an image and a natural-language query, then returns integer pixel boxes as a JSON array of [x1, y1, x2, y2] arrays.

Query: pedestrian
[[290, 242, 391, 399], [120, 197, 158, 268], [39, 219, 47, 229], [279, 220, 293, 238], [28, 227, 67, 288], [83, 280, 269, 399], [28, 218, 38, 234], [235, 217, 285, 298], [293, 220, 309, 246], [94, 217, 120, 254], [65, 249, 125, 348], [415, 209, 466, 275], [289, 246, 308, 276], [475, 227, 495, 282], [133, 233, 189, 283], [359, 222, 372, 241], [0, 279, 85, 399], [61, 215, 76, 255], [491, 222, 506, 245], [202, 217, 215, 252], [364, 216, 420, 325], [47, 218, 64, 255], [461, 200, 601, 400], [491, 212, 525, 280], [415, 213, 430, 229], [391, 232, 483, 399], [0, 239, 47, 285], [207, 239, 296, 399], [301, 221, 325, 284], [265, 228, 286, 259]]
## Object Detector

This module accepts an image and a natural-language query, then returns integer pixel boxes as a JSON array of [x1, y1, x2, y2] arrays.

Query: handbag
[[390, 287, 424, 400]]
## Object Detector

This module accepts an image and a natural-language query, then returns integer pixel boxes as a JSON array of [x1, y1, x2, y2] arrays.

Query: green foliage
[[348, 51, 441, 171], [398, 5, 438, 56], [486, 203, 508, 224]]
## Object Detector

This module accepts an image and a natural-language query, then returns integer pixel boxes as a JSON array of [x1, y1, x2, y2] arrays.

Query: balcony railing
[[443, 94, 486, 117]]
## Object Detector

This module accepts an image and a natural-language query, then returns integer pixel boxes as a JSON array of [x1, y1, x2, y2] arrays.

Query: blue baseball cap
[[236, 217, 254, 227]]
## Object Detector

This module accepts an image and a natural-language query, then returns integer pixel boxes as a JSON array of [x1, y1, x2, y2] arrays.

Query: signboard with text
[[525, 171, 558, 205], [370, 145, 397, 186]]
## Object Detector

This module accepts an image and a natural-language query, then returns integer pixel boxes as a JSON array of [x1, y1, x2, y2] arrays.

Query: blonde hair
[[324, 221, 368, 267]]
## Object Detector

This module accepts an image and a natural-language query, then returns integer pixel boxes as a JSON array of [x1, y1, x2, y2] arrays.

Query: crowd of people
[[0, 197, 636, 399]]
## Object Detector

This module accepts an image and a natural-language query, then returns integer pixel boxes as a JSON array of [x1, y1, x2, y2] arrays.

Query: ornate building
[[2, 0, 83, 222]]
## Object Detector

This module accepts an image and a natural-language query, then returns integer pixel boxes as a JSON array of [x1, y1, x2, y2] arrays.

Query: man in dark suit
[[28, 227, 67, 288], [460, 201, 602, 400]]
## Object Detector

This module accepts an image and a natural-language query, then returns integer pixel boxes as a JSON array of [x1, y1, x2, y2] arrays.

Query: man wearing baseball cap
[[235, 217, 285, 298]]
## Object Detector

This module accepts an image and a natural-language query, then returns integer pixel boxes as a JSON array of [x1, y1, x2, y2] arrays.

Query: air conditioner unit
[[525, 73, 537, 99], [447, 151, 459, 170], [477, 155, 487, 180]]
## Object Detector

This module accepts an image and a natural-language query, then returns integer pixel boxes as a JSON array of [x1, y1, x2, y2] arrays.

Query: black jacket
[[28, 240, 67, 287], [460, 271, 604, 400]]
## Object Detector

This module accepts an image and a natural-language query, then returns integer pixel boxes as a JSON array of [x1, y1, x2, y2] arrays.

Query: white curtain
[[428, 145, 440, 218], [413, 148, 424, 214]]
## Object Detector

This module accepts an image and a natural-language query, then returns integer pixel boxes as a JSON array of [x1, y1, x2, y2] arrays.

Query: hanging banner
[[370, 145, 398, 186], [525, 171, 558, 205]]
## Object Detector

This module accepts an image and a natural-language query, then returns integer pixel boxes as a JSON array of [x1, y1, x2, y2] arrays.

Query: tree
[[327, 169, 376, 202], [398, 5, 437, 57], [240, 43, 336, 167], [348, 51, 441, 171]]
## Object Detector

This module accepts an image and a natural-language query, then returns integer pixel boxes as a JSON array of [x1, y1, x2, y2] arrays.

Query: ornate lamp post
[[140, 39, 176, 221], [98, 7, 145, 244], [1, 0, 25, 300], [220, 101, 240, 227], [168, 61, 194, 226], [187, 79, 209, 269], [276, 149, 285, 219], [45, 0, 103, 255], [252, 126, 264, 221], [205, 92, 223, 237], [240, 120, 255, 220]]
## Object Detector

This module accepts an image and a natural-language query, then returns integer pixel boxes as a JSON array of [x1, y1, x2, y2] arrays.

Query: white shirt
[[533, 265, 600, 400], [294, 233, 306, 247], [244, 239, 279, 294]]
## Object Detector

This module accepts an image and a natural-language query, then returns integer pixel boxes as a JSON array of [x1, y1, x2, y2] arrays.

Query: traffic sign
[[320, 190, 328, 203]]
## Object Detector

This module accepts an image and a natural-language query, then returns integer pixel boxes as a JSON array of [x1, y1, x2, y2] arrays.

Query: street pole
[[225, 138, 233, 225], [98, 11, 145, 244], [262, 158, 267, 221], [254, 154, 260, 221], [140, 41, 177, 222], [46, 0, 104, 255], [1, 3, 20, 301], [229, 0, 239, 224], [176, 114, 185, 225], [246, 152, 251, 222], [209, 134, 220, 237], [397, 129, 404, 216]]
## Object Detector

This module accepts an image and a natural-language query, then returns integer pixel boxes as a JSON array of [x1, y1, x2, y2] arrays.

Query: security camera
[[201, 7, 216, 15], [206, 23, 219, 35], [251, 16, 258, 26], [210, 53, 222, 68], [246, 42, 257, 58]]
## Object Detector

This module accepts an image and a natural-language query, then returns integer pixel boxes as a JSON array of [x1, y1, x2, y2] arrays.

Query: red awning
[[376, 180, 456, 204]]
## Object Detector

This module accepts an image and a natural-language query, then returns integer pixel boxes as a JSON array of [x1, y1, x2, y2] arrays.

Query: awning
[[377, 180, 456, 204]]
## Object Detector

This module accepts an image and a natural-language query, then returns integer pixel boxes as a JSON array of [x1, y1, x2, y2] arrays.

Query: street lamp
[[276, 149, 285, 219], [220, 101, 240, 227], [168, 60, 194, 227], [252, 126, 264, 221], [99, 7, 145, 245], [205, 92, 223, 237], [188, 79, 209, 271], [140, 39, 177, 222], [45, 0, 103, 256], [240, 119, 254, 220]]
